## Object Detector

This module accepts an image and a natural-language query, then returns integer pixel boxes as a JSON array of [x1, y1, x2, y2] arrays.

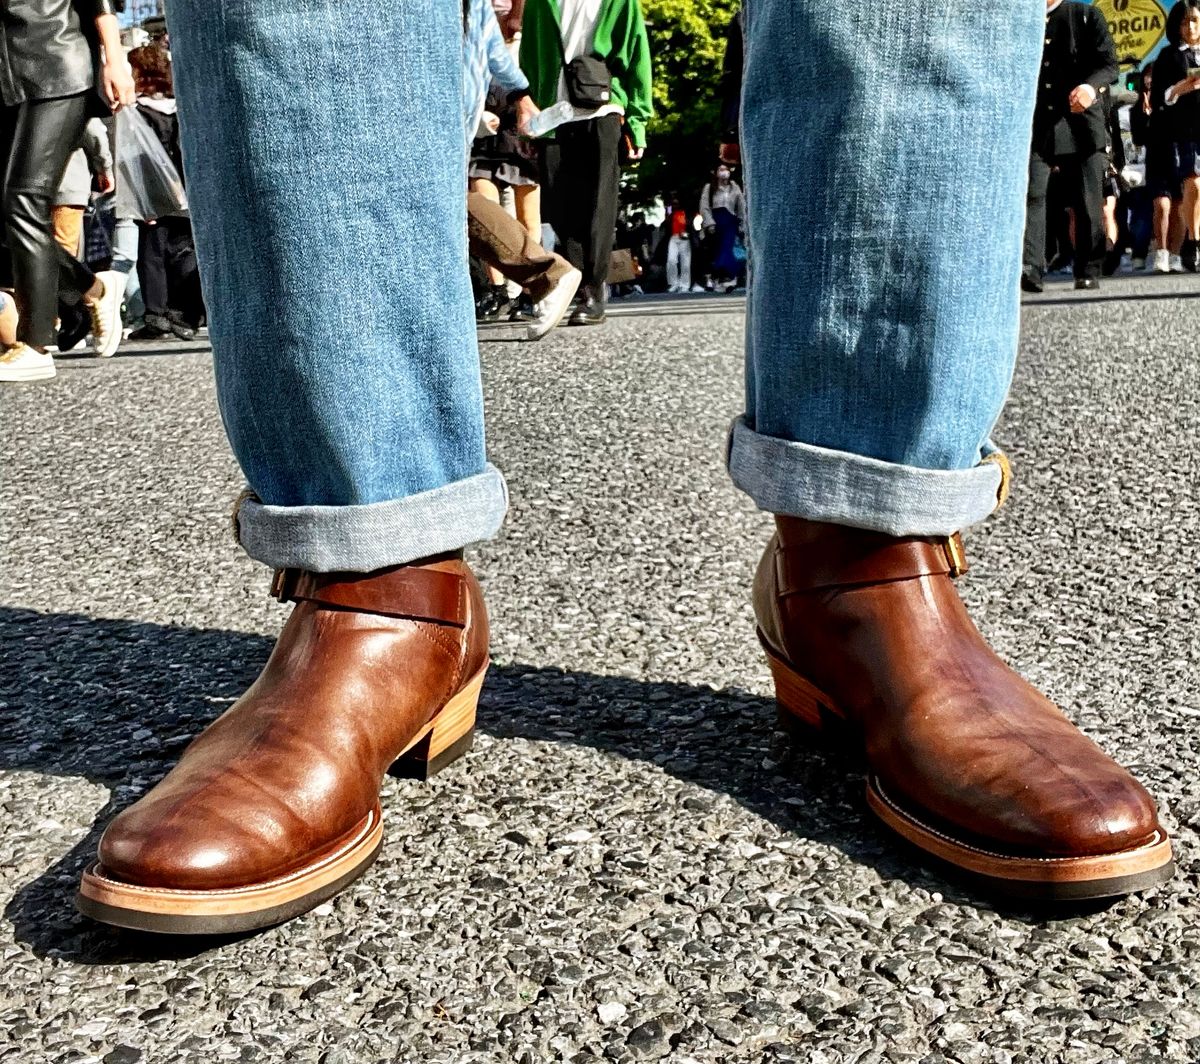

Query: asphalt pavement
[[1, 273, 1198, 1063]]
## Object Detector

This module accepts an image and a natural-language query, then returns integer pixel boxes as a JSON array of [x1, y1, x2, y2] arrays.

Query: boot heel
[[390, 665, 487, 781], [761, 642, 845, 740]]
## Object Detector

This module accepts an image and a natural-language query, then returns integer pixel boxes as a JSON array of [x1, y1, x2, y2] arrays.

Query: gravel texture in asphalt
[[1, 276, 1198, 1063]]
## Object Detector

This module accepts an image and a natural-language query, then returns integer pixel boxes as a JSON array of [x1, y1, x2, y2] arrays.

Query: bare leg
[[514, 183, 542, 245], [1169, 199, 1186, 254], [1102, 195, 1118, 249], [1181, 176, 1200, 241], [0, 292, 17, 347], [1153, 195, 1171, 250]]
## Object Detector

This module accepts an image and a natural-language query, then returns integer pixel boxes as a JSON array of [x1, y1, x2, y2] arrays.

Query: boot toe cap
[[1043, 778, 1162, 857], [97, 805, 258, 892]]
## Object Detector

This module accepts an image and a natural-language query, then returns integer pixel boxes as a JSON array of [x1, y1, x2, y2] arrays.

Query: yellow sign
[[1094, 0, 1168, 64]]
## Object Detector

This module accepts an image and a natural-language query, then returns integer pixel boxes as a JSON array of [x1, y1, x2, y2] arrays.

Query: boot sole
[[759, 633, 1175, 901], [76, 663, 487, 934]]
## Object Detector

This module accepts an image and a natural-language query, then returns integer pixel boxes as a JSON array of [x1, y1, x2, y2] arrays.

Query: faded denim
[[167, 0, 506, 570], [169, 0, 1043, 570], [731, 0, 1043, 534]]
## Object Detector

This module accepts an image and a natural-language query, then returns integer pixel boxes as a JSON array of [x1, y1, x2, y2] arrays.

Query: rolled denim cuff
[[727, 417, 1009, 537], [232, 464, 508, 572]]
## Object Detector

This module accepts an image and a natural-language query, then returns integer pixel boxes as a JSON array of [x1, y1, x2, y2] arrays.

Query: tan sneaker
[[87, 270, 125, 358], [0, 343, 56, 382]]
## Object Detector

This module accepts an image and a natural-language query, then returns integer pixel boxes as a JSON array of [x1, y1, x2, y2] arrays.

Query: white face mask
[[717, 170, 731, 182]]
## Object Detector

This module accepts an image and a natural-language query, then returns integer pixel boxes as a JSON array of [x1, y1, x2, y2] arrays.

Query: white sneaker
[[527, 266, 582, 341], [0, 344, 56, 382], [690, 284, 706, 293], [1153, 249, 1171, 273], [1170, 254, 1184, 273], [87, 270, 125, 358]]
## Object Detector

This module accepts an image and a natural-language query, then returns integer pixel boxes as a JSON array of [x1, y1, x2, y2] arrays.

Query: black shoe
[[1181, 239, 1198, 273], [128, 313, 173, 341], [1102, 248, 1123, 276], [167, 313, 198, 341], [508, 294, 535, 323], [475, 286, 511, 323], [56, 303, 92, 353], [1020, 269, 1044, 294], [569, 287, 606, 326], [128, 324, 169, 341], [1074, 277, 1099, 290]]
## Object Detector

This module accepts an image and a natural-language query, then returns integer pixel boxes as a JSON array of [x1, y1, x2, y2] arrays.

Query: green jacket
[[520, 0, 653, 148]]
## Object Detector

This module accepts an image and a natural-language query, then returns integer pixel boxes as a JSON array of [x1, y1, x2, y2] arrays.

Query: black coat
[[1150, 43, 1200, 143], [1032, 1, 1119, 158], [0, 0, 116, 109], [1129, 96, 1161, 147]]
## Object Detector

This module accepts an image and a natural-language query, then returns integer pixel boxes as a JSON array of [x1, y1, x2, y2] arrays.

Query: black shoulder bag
[[556, 22, 613, 108]]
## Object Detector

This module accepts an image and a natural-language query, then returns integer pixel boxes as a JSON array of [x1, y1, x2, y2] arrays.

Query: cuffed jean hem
[[232, 464, 509, 572], [727, 417, 1009, 537]]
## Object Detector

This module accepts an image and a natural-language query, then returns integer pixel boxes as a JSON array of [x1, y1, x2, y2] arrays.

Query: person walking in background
[[1151, 0, 1200, 272], [665, 194, 693, 293], [1022, 0, 1118, 293], [700, 163, 745, 292], [465, 0, 582, 339], [521, 0, 653, 326], [470, 0, 547, 324], [0, 0, 131, 382], [52, 118, 112, 260], [1131, 63, 1184, 272], [126, 44, 204, 340], [1099, 89, 1129, 276], [52, 116, 115, 352]]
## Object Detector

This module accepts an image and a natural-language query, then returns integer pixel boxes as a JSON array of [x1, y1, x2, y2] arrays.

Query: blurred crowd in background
[[2, 0, 1199, 384]]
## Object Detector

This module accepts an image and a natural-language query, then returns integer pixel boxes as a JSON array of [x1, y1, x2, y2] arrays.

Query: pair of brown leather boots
[[77, 519, 1173, 934]]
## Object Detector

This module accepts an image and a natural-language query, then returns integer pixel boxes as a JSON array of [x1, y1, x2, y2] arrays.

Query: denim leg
[[729, 0, 1042, 536], [111, 218, 144, 321], [166, 0, 505, 572]]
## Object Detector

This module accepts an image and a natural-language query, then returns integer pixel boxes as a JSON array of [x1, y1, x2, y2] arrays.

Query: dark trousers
[[540, 113, 621, 292], [466, 191, 570, 302], [137, 217, 203, 327], [1, 94, 96, 347], [1024, 149, 1107, 281], [1125, 187, 1153, 259]]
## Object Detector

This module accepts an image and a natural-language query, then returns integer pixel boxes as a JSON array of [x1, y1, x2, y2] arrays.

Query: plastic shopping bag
[[113, 106, 188, 221]]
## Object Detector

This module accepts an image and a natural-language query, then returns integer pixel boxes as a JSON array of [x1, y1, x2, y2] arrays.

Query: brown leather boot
[[77, 554, 489, 933], [755, 518, 1173, 901]]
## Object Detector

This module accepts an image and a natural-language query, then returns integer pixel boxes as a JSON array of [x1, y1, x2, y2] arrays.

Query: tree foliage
[[627, 0, 740, 208]]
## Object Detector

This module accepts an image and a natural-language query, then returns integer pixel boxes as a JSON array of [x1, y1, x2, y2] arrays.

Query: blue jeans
[[111, 217, 144, 322], [729, 0, 1040, 536], [167, 0, 1039, 571]]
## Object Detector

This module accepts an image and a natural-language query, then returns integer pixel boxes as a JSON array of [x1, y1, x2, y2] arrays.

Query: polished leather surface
[[98, 557, 488, 890], [755, 518, 1160, 857]]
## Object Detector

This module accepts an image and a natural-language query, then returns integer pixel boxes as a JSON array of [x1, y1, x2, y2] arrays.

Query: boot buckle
[[270, 568, 300, 602], [943, 534, 968, 578]]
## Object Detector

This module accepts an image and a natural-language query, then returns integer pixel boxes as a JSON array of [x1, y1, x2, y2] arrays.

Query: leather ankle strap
[[271, 565, 468, 627], [775, 533, 968, 597]]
